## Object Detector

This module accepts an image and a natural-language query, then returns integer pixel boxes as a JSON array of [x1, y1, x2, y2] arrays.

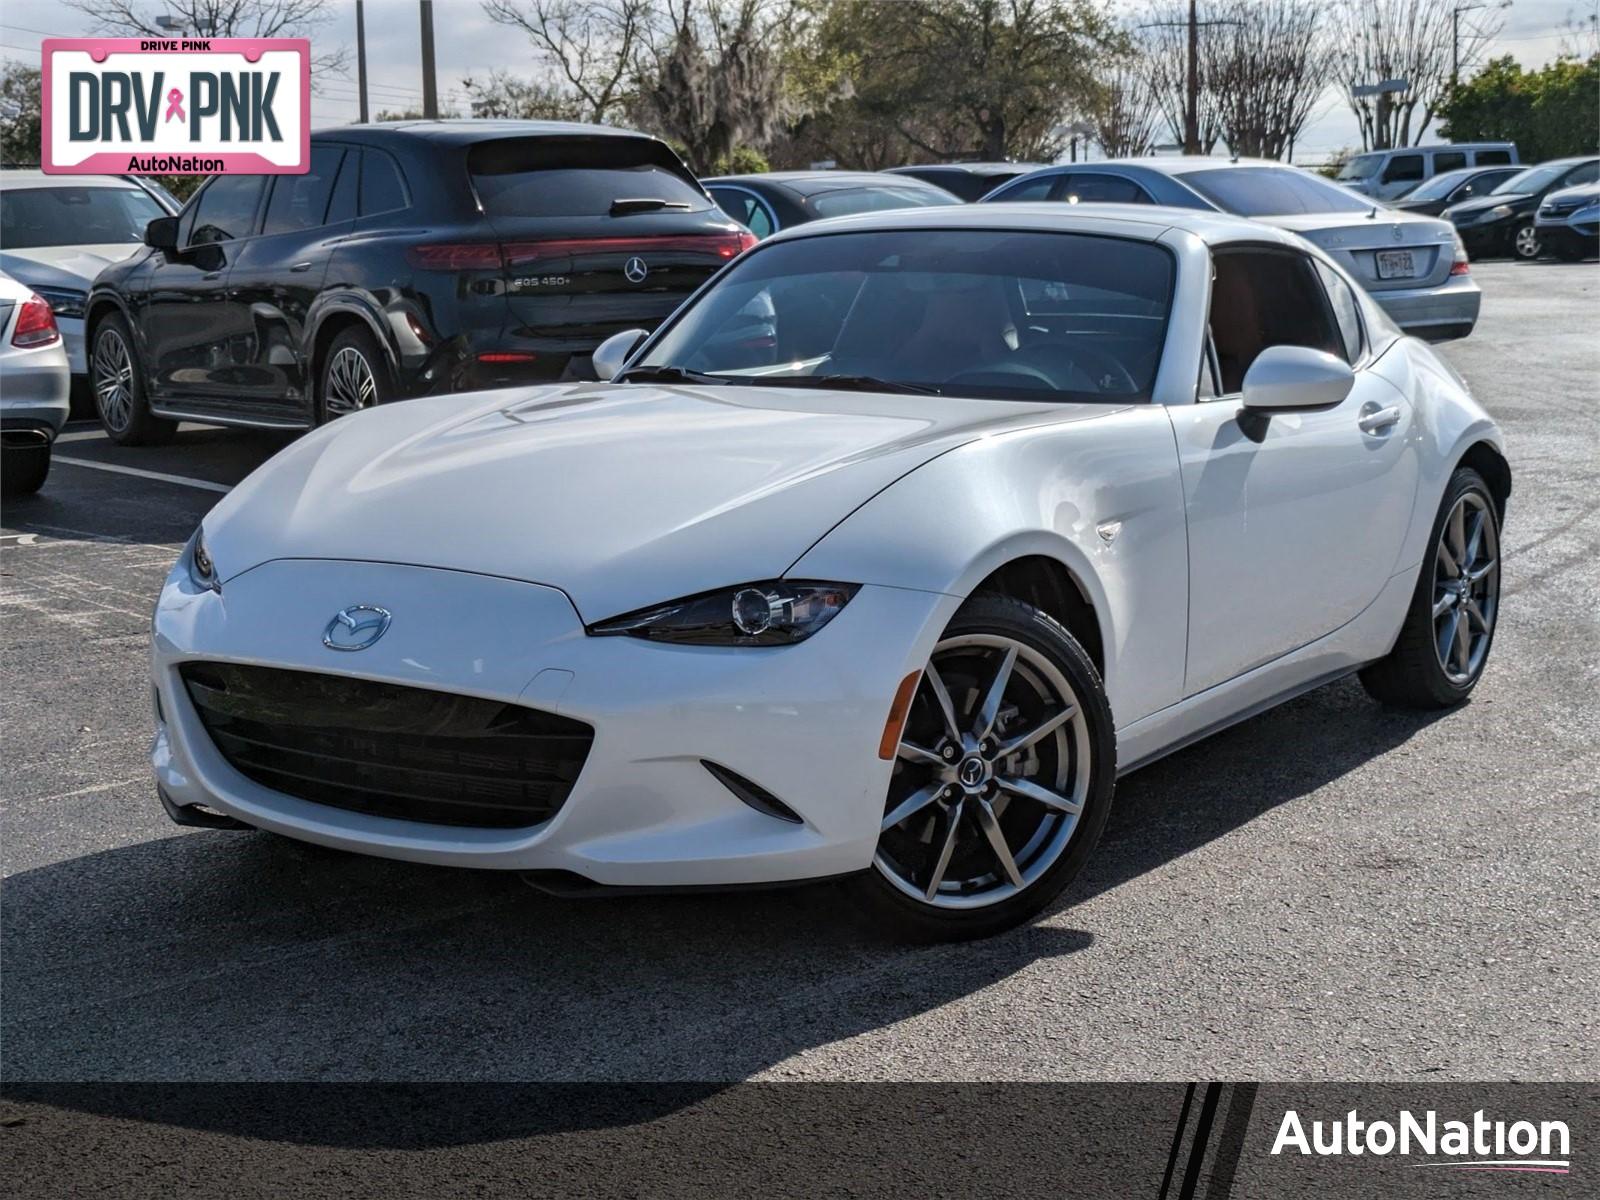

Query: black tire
[[1360, 467, 1501, 709], [852, 592, 1117, 941], [90, 313, 175, 446], [1, 443, 51, 496], [316, 326, 394, 424]]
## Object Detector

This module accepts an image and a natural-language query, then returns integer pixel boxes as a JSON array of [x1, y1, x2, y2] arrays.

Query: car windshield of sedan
[[1490, 164, 1564, 196], [0, 186, 166, 248], [1179, 167, 1374, 216], [634, 229, 1174, 403]]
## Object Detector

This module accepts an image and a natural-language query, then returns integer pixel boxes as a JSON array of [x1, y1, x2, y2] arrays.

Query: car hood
[[208, 382, 1121, 621], [1445, 192, 1529, 218], [0, 243, 143, 290]]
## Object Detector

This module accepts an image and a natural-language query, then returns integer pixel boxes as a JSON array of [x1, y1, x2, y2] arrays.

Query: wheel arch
[[965, 554, 1106, 681], [307, 300, 400, 394], [1457, 439, 1512, 520]]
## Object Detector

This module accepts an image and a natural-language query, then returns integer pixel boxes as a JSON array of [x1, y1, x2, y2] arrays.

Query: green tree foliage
[[0, 64, 42, 167], [1440, 55, 1600, 161]]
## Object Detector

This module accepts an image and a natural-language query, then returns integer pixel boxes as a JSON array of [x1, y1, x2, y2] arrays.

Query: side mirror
[[1240, 346, 1354, 413], [144, 216, 179, 252], [592, 328, 646, 382]]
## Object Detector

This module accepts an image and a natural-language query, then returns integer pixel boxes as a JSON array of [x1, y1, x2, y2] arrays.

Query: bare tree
[[1334, 0, 1502, 150], [481, 0, 658, 123], [62, 0, 347, 75], [1090, 52, 1160, 158], [1143, 1, 1227, 154], [463, 70, 586, 120], [1211, 0, 1335, 159]]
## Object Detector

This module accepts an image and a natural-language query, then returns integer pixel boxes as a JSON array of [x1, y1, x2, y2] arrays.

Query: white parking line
[[55, 429, 112, 444], [53, 456, 232, 495]]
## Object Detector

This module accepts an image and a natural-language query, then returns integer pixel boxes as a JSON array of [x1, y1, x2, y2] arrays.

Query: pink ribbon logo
[[164, 88, 185, 123]]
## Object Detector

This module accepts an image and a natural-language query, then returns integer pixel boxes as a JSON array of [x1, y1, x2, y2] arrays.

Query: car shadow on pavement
[[1, 673, 1449, 1145]]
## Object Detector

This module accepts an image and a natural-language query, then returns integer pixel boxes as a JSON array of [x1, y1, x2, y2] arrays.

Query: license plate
[[1375, 249, 1419, 279]]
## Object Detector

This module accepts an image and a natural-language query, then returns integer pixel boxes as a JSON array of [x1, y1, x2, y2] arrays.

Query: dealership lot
[[1, 261, 1594, 1082]]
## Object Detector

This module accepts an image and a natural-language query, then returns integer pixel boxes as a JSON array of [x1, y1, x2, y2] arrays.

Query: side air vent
[[701, 760, 804, 825]]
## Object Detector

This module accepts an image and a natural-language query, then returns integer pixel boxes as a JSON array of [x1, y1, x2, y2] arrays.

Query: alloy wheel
[[1513, 224, 1541, 259], [1432, 491, 1499, 685], [93, 328, 135, 433], [324, 346, 378, 417], [874, 634, 1092, 910]]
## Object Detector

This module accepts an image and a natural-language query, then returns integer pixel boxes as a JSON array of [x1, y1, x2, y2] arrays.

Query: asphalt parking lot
[[2, 261, 1595, 1083]]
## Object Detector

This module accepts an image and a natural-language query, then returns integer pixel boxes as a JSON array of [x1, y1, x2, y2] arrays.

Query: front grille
[[180, 663, 593, 829]]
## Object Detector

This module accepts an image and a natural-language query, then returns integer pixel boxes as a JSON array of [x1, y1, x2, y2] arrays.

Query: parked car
[[1444, 157, 1600, 261], [0, 273, 71, 497], [703, 172, 960, 239], [150, 204, 1509, 940], [83, 120, 754, 444], [1336, 143, 1518, 200], [982, 158, 1479, 341], [1386, 165, 1524, 217], [0, 169, 176, 381], [885, 162, 1050, 202], [1534, 182, 1600, 261]]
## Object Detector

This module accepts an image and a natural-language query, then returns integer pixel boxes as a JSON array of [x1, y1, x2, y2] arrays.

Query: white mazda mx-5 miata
[[150, 205, 1508, 938]]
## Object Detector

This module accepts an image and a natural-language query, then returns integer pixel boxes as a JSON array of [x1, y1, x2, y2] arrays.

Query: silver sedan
[[1, 272, 71, 496]]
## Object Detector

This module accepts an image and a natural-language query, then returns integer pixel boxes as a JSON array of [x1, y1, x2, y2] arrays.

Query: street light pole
[[419, 0, 439, 120], [1185, 0, 1199, 155], [356, 0, 369, 123]]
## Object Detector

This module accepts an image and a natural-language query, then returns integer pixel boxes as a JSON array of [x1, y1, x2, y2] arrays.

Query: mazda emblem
[[624, 256, 649, 284], [323, 605, 392, 652]]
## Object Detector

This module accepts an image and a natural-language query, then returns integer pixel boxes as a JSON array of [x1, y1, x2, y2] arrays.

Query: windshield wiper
[[610, 197, 693, 215], [616, 365, 728, 385], [754, 374, 940, 396]]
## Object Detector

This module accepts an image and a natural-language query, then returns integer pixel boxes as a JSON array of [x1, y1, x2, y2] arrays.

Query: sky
[[2, 0, 1592, 164]]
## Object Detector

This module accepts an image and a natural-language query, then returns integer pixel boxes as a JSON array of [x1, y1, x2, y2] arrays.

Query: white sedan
[[150, 205, 1509, 939]]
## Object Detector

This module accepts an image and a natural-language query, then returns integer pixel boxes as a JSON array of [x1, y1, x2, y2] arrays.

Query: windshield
[[0, 186, 165, 249], [634, 229, 1175, 403], [1406, 169, 1477, 200], [1336, 155, 1382, 181], [1491, 164, 1565, 196], [808, 184, 960, 219], [1180, 166, 1373, 216]]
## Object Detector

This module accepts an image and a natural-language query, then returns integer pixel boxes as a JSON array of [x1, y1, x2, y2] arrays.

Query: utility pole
[[356, 0, 369, 123], [419, 0, 439, 120], [1185, 0, 1199, 155]]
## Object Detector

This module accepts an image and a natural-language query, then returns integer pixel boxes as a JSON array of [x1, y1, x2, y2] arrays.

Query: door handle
[[201, 271, 223, 281], [1357, 403, 1401, 434], [289, 261, 313, 273]]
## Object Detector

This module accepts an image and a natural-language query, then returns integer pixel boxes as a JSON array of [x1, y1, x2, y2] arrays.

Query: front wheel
[[854, 593, 1117, 941], [1512, 223, 1541, 260], [1360, 467, 1501, 709], [91, 315, 175, 446]]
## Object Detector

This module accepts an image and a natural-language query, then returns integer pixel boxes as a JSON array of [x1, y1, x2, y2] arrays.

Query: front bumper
[[151, 558, 956, 886], [1370, 272, 1481, 340], [1534, 221, 1599, 257], [59, 316, 86, 376]]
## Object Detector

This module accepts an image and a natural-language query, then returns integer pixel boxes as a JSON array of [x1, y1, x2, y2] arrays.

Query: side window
[[709, 188, 774, 238], [1314, 261, 1364, 364], [325, 148, 360, 224], [1563, 161, 1599, 186], [188, 176, 266, 245], [1475, 149, 1511, 165], [360, 149, 409, 216], [995, 174, 1059, 201], [1208, 249, 1343, 394], [1433, 151, 1467, 173], [1058, 173, 1148, 203], [1382, 154, 1424, 184], [261, 145, 344, 235]]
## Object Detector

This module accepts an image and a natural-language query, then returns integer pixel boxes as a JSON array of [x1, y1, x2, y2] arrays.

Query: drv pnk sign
[[41, 38, 309, 175]]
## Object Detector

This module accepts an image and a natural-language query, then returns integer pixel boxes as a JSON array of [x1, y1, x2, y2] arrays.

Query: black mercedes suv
[[83, 121, 754, 442]]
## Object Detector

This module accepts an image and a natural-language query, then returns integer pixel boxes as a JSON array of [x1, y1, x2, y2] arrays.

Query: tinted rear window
[[469, 137, 710, 218], [1180, 167, 1373, 215]]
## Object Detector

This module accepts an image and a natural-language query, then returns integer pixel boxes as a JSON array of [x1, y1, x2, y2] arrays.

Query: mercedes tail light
[[11, 293, 61, 348]]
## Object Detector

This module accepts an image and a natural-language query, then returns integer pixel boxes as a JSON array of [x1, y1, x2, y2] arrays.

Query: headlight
[[1489, 204, 1514, 220], [185, 526, 220, 592], [31, 286, 87, 319], [590, 580, 858, 645]]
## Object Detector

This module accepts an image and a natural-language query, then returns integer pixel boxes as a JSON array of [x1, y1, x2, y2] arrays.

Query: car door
[[142, 175, 266, 404], [223, 145, 351, 417], [1168, 245, 1419, 696]]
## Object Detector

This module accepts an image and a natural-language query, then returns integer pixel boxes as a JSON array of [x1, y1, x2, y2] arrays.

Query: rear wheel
[[317, 326, 393, 423], [91, 314, 175, 446], [1360, 468, 1501, 709], [854, 593, 1116, 941]]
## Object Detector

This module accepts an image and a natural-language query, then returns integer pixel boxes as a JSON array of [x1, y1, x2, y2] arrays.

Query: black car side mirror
[[145, 216, 179, 252]]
